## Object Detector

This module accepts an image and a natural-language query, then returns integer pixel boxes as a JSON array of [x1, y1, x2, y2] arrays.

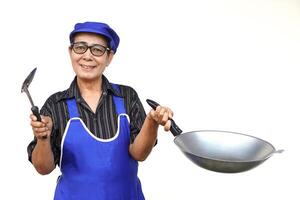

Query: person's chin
[[77, 72, 100, 81]]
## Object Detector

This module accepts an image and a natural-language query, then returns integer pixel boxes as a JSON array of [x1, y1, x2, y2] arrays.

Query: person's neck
[[77, 76, 103, 97]]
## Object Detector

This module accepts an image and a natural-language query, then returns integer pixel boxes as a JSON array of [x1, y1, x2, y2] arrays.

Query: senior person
[[27, 21, 173, 200]]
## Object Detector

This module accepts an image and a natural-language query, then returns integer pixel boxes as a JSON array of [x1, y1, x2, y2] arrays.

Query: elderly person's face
[[69, 32, 114, 82]]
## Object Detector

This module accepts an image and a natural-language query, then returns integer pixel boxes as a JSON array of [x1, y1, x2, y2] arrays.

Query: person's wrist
[[146, 113, 159, 127], [36, 135, 50, 142]]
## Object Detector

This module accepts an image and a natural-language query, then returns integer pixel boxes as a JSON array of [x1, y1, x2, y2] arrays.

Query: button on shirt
[[27, 75, 146, 165]]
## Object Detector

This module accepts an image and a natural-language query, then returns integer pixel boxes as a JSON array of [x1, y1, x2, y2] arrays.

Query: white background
[[1, 0, 299, 199]]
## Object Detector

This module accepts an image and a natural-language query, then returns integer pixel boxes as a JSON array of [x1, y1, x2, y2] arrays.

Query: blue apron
[[54, 85, 145, 200]]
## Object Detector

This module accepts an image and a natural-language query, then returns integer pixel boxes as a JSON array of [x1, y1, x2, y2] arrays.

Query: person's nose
[[82, 48, 93, 61]]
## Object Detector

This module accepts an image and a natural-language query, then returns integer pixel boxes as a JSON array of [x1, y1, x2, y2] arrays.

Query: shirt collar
[[56, 75, 122, 103]]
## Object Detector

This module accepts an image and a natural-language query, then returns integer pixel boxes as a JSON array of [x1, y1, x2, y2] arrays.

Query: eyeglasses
[[71, 42, 110, 57]]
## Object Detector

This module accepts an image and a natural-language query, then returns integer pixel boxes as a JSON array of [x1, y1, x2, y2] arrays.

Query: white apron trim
[[59, 114, 130, 168]]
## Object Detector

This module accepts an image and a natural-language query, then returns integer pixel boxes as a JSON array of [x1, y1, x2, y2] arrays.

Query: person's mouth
[[80, 64, 96, 70]]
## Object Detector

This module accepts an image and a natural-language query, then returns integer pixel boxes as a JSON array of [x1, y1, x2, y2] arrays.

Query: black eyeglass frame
[[70, 42, 111, 57]]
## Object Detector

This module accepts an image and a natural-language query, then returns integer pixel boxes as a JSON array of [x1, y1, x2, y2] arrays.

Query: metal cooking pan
[[146, 99, 283, 173]]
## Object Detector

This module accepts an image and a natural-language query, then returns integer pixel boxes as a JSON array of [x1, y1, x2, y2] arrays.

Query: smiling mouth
[[80, 64, 96, 70]]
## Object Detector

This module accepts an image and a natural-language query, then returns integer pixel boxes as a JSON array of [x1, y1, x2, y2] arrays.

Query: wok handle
[[31, 106, 47, 139], [146, 99, 183, 136]]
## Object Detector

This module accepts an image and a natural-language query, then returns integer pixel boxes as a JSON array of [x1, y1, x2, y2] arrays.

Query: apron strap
[[66, 98, 79, 118], [111, 83, 126, 115]]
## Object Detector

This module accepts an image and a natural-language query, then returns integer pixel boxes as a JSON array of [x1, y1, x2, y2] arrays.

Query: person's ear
[[68, 46, 72, 56], [106, 52, 114, 67]]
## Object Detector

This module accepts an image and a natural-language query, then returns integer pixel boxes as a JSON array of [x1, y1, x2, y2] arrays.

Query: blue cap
[[69, 22, 120, 53]]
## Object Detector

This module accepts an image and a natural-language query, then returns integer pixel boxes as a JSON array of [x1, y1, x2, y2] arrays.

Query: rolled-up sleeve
[[127, 88, 146, 143]]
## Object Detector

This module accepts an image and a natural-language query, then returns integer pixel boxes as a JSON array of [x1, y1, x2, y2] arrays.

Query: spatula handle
[[31, 106, 47, 139], [31, 106, 41, 121], [146, 99, 182, 136]]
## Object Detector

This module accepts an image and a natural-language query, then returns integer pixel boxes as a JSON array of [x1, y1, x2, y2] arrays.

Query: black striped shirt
[[27, 75, 146, 165]]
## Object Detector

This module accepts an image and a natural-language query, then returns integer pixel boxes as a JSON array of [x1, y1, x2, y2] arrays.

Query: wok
[[146, 99, 283, 173]]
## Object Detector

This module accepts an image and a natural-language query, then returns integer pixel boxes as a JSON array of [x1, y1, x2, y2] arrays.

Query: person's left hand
[[148, 106, 173, 131]]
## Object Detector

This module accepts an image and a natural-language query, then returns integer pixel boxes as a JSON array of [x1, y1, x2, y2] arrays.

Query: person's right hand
[[30, 114, 53, 140]]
